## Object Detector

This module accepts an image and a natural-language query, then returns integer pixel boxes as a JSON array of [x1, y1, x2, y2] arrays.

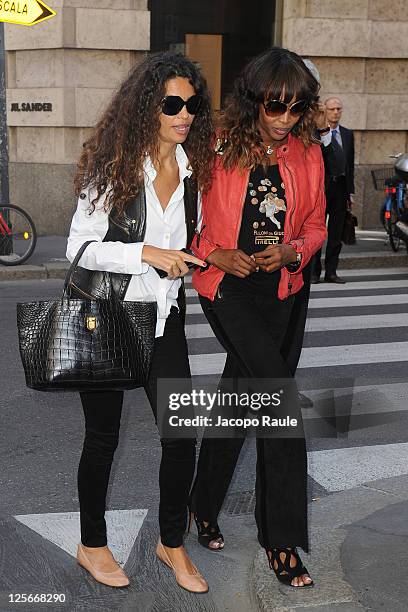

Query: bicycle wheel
[[387, 198, 401, 252], [0, 205, 37, 265]]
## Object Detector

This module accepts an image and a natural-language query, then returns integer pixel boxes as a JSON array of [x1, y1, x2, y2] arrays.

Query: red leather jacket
[[192, 133, 327, 301]]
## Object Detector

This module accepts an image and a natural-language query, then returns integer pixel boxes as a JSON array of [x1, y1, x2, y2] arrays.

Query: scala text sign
[[0, 1, 56, 26]]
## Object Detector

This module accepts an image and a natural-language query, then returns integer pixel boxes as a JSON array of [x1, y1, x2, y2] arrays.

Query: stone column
[[282, 0, 408, 229], [5, 0, 150, 234]]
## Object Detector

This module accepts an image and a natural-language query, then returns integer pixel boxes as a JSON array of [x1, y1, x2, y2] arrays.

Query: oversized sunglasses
[[161, 94, 202, 116], [263, 99, 310, 117]]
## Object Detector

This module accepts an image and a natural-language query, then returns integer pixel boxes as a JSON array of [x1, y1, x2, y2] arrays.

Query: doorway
[[149, 0, 276, 105]]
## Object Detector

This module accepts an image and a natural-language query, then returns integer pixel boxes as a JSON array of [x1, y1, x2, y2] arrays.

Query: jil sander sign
[[11, 102, 52, 111], [7, 89, 67, 126]]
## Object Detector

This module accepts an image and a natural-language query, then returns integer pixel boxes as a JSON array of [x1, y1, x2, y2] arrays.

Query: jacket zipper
[[282, 156, 297, 296], [234, 178, 250, 249]]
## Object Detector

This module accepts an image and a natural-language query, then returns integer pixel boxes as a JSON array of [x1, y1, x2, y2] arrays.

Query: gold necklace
[[262, 143, 274, 155]]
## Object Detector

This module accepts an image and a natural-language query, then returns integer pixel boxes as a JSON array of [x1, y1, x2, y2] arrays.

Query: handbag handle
[[63, 240, 97, 297]]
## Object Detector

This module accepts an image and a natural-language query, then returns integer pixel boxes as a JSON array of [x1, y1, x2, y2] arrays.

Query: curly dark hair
[[74, 51, 215, 215], [218, 47, 320, 170]]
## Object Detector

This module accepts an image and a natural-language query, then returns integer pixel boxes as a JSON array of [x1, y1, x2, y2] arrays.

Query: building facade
[[5, 0, 408, 234]]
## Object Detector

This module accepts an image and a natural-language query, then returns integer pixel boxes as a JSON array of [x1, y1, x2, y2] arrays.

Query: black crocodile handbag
[[16, 241, 157, 392]]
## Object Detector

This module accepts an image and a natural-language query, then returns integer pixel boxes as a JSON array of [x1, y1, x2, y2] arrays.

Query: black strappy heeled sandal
[[188, 512, 225, 551], [266, 547, 314, 588]]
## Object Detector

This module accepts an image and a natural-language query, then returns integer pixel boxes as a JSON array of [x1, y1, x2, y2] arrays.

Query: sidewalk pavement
[[253, 473, 408, 611], [0, 230, 408, 281]]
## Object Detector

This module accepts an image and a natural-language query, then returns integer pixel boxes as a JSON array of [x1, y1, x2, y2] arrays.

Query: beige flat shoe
[[156, 539, 208, 594], [77, 544, 130, 588]]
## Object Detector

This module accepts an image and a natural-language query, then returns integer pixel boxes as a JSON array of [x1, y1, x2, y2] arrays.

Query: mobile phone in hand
[[153, 248, 198, 278], [181, 248, 198, 270]]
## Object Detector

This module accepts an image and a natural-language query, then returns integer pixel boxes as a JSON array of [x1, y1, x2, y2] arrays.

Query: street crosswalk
[[4, 267, 408, 608], [183, 267, 408, 493], [184, 267, 408, 375]]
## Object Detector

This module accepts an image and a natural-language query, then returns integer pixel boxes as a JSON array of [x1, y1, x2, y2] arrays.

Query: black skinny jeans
[[78, 307, 196, 548], [190, 285, 309, 552]]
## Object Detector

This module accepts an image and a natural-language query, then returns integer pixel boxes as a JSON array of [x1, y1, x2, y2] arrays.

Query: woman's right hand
[[206, 248, 257, 278], [142, 245, 207, 279]]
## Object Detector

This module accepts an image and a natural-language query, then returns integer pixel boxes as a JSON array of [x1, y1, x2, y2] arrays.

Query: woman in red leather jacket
[[189, 47, 327, 588]]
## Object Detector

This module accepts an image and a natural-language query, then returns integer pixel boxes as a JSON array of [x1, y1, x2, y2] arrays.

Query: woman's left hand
[[252, 244, 297, 273]]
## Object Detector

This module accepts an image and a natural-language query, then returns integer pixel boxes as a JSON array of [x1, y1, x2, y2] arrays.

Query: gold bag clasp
[[86, 315, 96, 331]]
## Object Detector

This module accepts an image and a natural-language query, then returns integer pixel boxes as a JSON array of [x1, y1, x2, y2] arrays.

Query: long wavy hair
[[219, 47, 320, 170], [74, 52, 215, 215]]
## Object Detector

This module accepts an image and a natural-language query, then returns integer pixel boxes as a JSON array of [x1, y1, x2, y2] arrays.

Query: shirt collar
[[143, 144, 192, 183]]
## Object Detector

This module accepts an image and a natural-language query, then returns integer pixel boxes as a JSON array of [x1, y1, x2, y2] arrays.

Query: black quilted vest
[[70, 176, 198, 313]]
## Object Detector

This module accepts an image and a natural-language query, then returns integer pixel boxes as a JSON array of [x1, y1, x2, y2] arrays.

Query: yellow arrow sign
[[0, 1, 56, 26]]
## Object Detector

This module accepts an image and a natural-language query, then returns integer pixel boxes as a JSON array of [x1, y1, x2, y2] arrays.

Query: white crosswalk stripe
[[185, 279, 408, 297], [183, 267, 408, 285], [310, 279, 408, 291], [188, 340, 408, 374], [183, 267, 408, 492], [305, 313, 406, 331], [185, 293, 408, 314], [307, 294, 408, 308], [332, 267, 407, 276], [186, 313, 407, 337]]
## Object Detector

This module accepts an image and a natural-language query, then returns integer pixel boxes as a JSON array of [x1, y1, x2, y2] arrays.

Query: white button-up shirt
[[66, 145, 199, 337]]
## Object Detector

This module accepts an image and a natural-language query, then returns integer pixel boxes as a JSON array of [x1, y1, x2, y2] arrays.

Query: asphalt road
[[1, 267, 408, 611]]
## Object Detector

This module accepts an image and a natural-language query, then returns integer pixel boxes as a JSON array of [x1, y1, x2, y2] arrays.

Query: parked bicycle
[[371, 154, 408, 252], [0, 204, 37, 265]]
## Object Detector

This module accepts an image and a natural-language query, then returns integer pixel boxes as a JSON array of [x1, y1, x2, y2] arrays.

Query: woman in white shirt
[[66, 51, 214, 593]]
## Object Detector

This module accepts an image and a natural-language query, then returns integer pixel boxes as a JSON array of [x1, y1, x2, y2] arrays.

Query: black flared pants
[[190, 285, 309, 552]]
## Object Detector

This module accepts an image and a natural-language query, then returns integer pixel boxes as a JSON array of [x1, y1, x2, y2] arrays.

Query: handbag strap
[[63, 240, 97, 296]]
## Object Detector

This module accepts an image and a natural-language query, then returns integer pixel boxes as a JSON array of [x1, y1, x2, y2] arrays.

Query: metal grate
[[221, 490, 255, 515]]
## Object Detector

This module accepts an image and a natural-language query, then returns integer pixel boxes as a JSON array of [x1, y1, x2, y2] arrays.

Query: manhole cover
[[221, 490, 255, 515]]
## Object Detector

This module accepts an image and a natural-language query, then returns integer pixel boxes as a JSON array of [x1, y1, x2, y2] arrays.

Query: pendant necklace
[[263, 143, 274, 155]]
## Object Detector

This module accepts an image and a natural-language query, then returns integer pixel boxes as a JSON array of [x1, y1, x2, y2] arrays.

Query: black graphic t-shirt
[[222, 164, 286, 295]]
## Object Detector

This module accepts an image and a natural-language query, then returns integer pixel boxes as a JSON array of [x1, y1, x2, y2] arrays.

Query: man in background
[[312, 97, 355, 284]]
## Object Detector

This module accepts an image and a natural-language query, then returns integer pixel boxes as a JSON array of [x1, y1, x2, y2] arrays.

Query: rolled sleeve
[[191, 231, 219, 262]]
